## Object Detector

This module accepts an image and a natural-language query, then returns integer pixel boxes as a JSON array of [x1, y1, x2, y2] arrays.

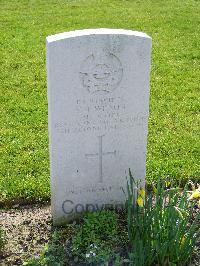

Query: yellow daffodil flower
[[137, 196, 144, 207], [189, 189, 200, 200], [138, 188, 145, 198]]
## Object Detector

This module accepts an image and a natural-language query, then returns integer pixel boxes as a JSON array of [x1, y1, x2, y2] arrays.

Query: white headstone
[[46, 29, 152, 224]]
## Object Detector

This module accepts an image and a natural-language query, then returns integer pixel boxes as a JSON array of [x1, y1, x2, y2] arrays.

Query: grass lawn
[[0, 0, 200, 202]]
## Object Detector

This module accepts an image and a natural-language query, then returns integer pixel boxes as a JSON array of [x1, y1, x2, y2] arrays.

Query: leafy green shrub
[[71, 210, 120, 264], [126, 170, 200, 266]]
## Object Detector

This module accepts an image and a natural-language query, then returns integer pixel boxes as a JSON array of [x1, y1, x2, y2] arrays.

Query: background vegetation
[[0, 0, 200, 202]]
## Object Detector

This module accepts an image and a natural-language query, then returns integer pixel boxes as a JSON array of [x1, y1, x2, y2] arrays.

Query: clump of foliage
[[126, 170, 200, 266], [71, 210, 121, 264], [24, 230, 66, 266], [24, 172, 199, 266], [0, 227, 6, 253]]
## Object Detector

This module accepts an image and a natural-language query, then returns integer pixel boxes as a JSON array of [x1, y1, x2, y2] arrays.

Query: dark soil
[[0, 204, 52, 265]]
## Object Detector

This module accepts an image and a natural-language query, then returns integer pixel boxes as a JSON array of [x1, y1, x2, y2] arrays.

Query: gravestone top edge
[[46, 28, 151, 43]]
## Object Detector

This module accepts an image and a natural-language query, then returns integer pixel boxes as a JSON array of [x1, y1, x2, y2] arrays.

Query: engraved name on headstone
[[46, 29, 152, 224]]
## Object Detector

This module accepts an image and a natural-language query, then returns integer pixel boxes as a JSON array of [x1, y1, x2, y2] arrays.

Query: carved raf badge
[[80, 52, 123, 93]]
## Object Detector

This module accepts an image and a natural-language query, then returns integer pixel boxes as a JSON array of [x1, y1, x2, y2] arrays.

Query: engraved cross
[[85, 135, 116, 183]]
